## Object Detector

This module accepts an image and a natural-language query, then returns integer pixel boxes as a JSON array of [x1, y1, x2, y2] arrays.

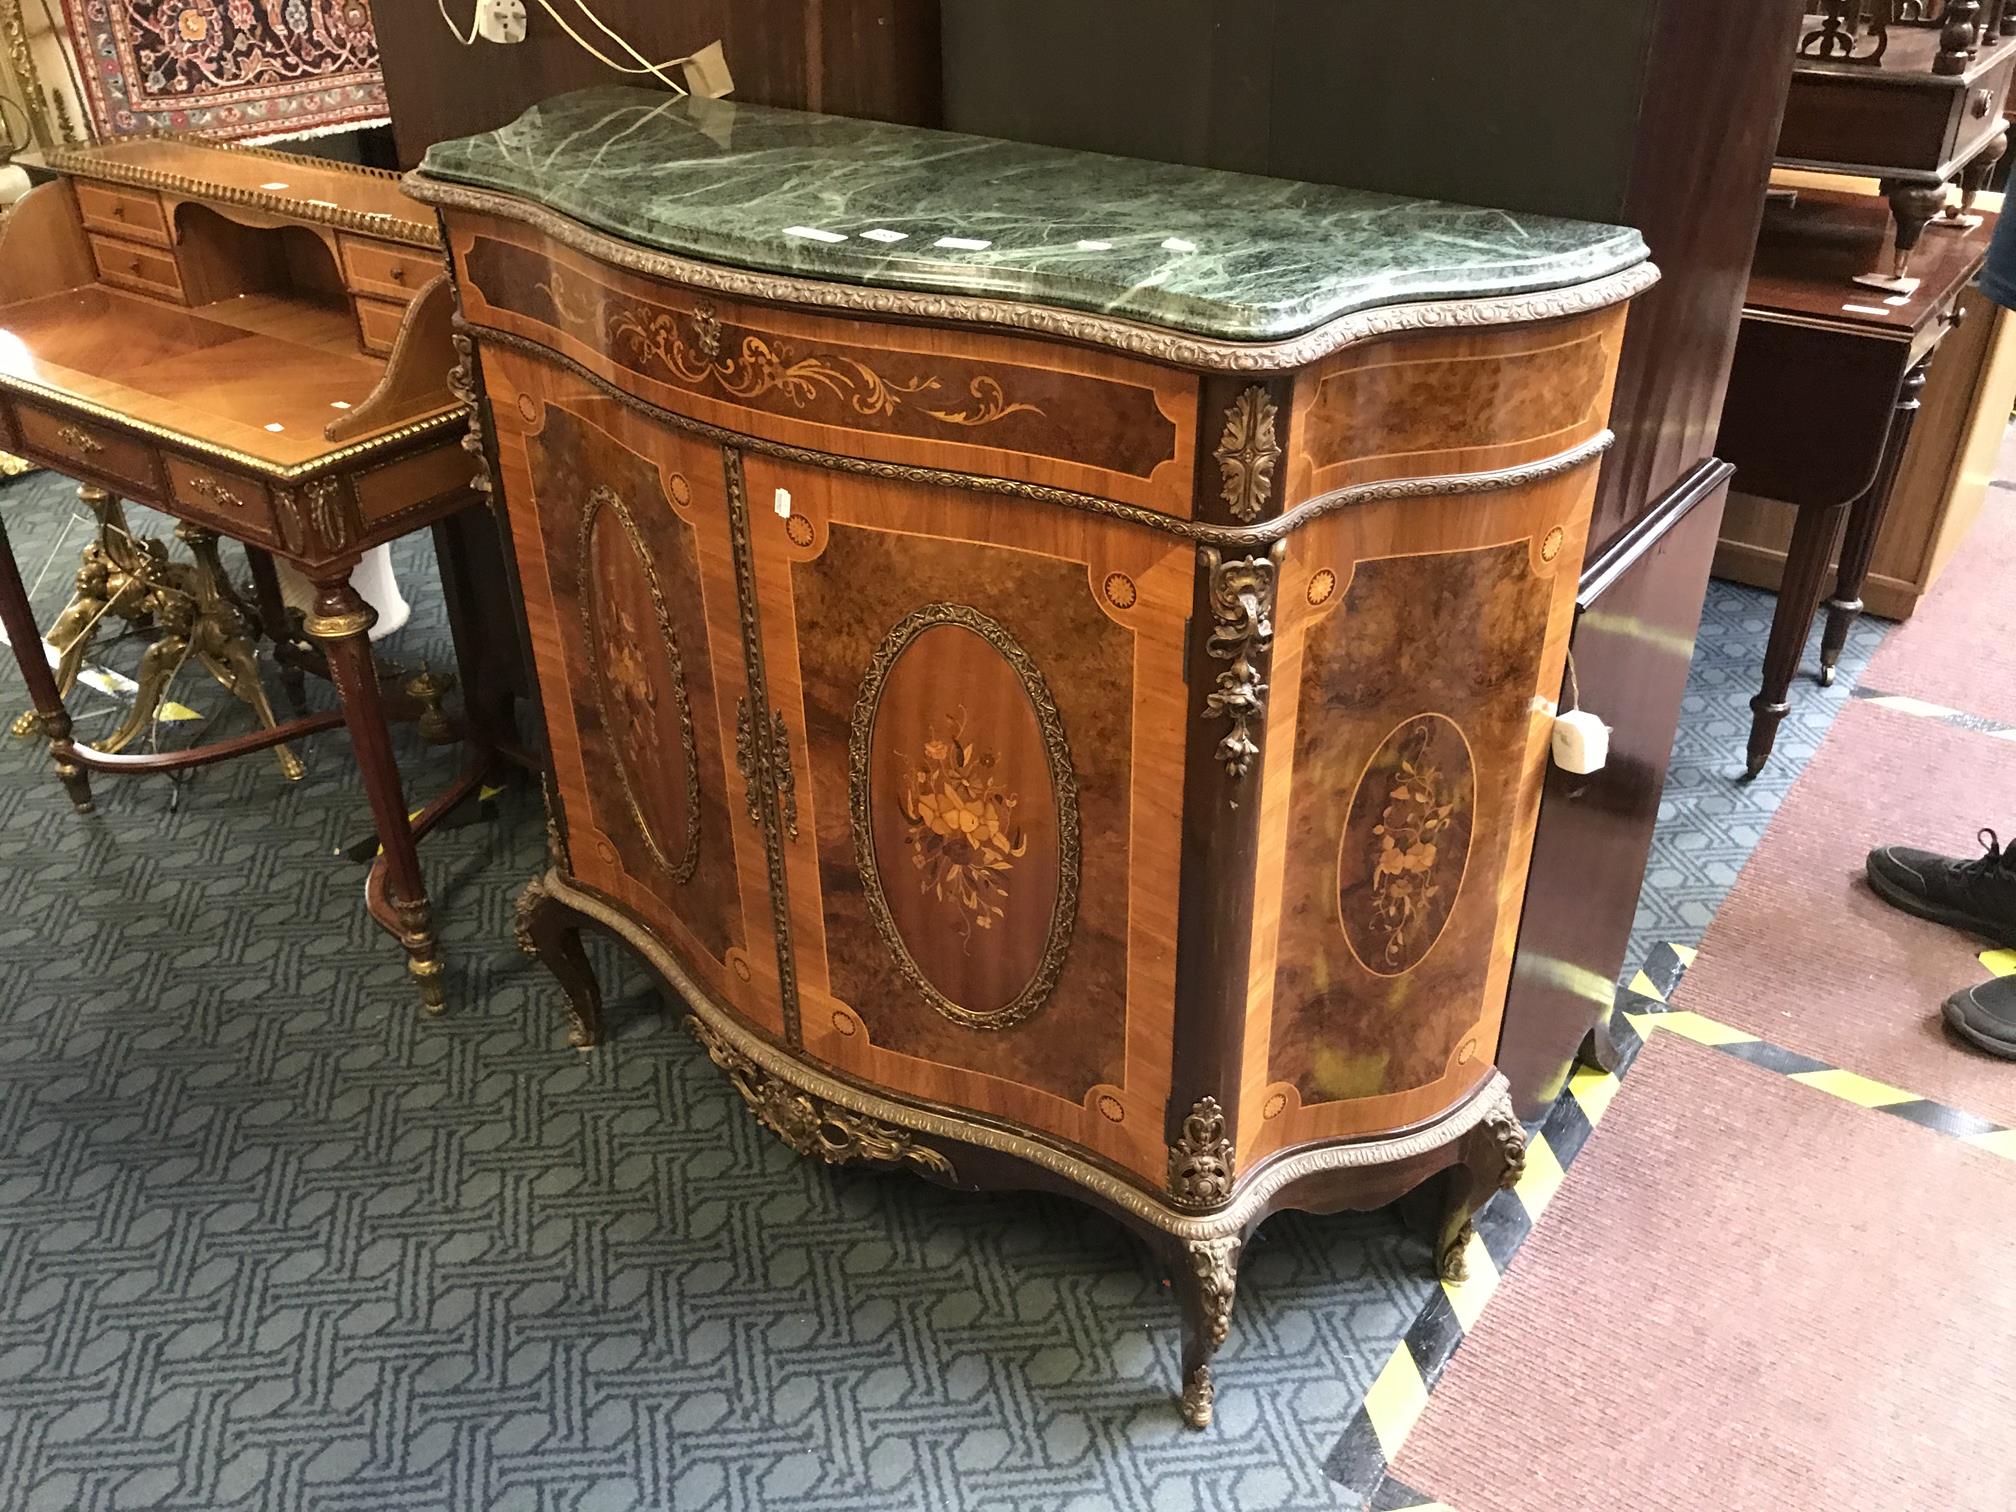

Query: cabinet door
[[738, 451, 1191, 1184], [484, 345, 783, 1034], [1244, 464, 1596, 1158]]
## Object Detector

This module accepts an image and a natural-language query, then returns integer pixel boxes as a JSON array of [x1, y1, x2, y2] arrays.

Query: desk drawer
[[354, 294, 411, 356], [164, 456, 279, 546], [89, 233, 187, 304], [339, 235, 436, 302], [75, 181, 173, 249], [12, 404, 159, 494]]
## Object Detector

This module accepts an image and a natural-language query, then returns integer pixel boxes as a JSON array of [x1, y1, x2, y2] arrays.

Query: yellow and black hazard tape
[[1331, 938, 2016, 1508]]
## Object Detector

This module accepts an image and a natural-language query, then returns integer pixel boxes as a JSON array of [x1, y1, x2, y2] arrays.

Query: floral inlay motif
[[898, 713, 1028, 944], [1365, 719, 1461, 971], [535, 268, 1043, 428]]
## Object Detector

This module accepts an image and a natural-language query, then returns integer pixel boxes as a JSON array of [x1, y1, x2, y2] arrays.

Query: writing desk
[[0, 138, 495, 1011]]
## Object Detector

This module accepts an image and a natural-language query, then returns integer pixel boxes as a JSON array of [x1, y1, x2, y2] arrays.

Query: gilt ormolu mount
[[409, 87, 1655, 1425]]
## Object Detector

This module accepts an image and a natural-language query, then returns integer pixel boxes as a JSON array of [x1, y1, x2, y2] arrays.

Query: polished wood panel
[[746, 451, 1191, 1182], [1289, 310, 1625, 499], [1498, 463, 1730, 1119], [74, 181, 172, 249], [1779, 32, 2016, 174], [163, 454, 278, 544], [483, 341, 778, 1030], [354, 296, 408, 357], [1247, 464, 1594, 1155], [451, 218, 1200, 515], [368, 0, 942, 167], [87, 233, 186, 303], [338, 234, 436, 303]]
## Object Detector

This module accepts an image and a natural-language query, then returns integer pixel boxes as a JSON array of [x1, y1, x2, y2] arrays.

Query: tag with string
[[1551, 648, 1610, 775]]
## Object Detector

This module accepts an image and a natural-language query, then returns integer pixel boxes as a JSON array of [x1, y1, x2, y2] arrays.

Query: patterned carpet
[[0, 468, 1884, 1510]]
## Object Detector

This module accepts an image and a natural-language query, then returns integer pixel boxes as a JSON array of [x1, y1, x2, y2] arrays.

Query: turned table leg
[[514, 875, 605, 1048], [0, 508, 94, 811], [306, 570, 446, 1013], [244, 546, 309, 714], [1171, 1235, 1241, 1429], [1821, 354, 1933, 687], [1745, 499, 1848, 780], [1954, 127, 2009, 227], [1879, 180, 1951, 281]]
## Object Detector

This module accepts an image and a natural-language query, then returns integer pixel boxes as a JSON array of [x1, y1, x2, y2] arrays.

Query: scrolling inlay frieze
[[531, 262, 1043, 428], [460, 236, 1184, 480]]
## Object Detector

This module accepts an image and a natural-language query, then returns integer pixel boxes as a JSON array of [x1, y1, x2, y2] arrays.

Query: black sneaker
[[1864, 829, 2016, 948], [1943, 975, 2016, 1061]]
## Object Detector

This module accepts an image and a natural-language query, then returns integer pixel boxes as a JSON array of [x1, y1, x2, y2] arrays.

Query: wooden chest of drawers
[[412, 87, 1654, 1427]]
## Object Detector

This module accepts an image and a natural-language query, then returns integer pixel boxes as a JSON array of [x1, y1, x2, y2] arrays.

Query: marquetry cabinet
[[411, 87, 1654, 1427]]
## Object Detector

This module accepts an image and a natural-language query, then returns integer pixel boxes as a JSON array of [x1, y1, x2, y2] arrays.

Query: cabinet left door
[[483, 343, 786, 1036]]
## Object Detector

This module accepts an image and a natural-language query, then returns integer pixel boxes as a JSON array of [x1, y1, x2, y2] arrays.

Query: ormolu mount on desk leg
[[8, 484, 303, 778]]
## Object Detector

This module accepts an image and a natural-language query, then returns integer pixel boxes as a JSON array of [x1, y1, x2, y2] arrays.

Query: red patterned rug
[[63, 0, 386, 142]]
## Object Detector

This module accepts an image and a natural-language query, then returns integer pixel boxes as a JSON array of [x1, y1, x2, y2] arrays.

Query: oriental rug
[[62, 0, 385, 142]]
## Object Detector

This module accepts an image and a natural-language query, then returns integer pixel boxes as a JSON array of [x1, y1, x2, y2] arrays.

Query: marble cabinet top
[[415, 86, 1649, 343]]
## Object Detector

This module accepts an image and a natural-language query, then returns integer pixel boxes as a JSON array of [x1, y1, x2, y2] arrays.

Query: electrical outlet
[[476, 0, 527, 44]]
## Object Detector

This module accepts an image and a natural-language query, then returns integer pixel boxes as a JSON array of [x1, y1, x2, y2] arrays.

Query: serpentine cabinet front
[[478, 334, 1195, 1187], [455, 211, 1630, 1201]]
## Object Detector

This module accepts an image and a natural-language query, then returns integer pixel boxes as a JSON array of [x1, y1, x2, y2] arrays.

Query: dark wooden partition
[[941, 0, 1806, 1115], [370, 1, 941, 166]]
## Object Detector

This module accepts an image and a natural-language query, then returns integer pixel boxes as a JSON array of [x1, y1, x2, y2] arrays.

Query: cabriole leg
[[515, 875, 604, 1049], [1437, 1089, 1530, 1284], [1171, 1234, 1241, 1429]]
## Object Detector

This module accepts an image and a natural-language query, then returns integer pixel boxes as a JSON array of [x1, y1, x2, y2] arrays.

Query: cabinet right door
[[736, 448, 1194, 1187], [1245, 463, 1598, 1159]]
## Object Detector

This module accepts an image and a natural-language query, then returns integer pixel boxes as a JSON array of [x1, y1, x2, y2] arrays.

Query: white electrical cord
[[437, 0, 479, 46], [437, 0, 703, 94]]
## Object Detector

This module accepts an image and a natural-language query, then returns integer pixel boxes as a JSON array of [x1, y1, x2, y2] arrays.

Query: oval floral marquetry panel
[[1336, 713, 1475, 977], [849, 603, 1080, 1029], [578, 484, 701, 883]]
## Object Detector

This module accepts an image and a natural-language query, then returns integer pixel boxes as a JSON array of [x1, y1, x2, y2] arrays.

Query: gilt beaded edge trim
[[51, 146, 439, 248], [472, 323, 1615, 549], [543, 866, 1508, 1238], [405, 173, 1659, 372]]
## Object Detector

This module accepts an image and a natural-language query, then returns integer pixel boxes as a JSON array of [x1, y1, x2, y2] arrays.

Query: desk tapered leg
[[307, 571, 446, 1013], [0, 510, 94, 811], [1746, 498, 1847, 780], [1821, 356, 1931, 687]]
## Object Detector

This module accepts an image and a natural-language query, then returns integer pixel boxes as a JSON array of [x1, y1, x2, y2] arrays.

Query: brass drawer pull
[[191, 477, 244, 511], [111, 204, 126, 219], [54, 425, 103, 458], [390, 264, 408, 284]]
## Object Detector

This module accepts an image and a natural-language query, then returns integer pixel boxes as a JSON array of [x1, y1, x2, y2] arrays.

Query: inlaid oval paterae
[[849, 603, 1080, 1029]]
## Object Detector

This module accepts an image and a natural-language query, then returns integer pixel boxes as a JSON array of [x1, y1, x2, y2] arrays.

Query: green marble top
[[416, 87, 1649, 343]]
